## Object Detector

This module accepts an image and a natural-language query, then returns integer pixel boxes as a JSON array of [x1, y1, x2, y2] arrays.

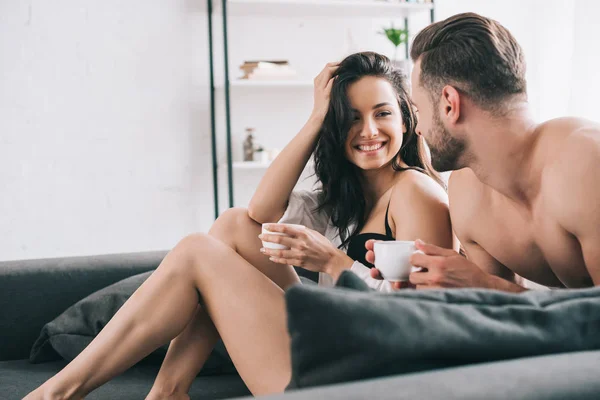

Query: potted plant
[[379, 24, 410, 72]]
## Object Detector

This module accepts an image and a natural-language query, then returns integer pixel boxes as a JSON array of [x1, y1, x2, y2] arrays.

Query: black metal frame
[[207, 0, 435, 218], [221, 0, 234, 210], [206, 0, 234, 218], [207, 0, 219, 218]]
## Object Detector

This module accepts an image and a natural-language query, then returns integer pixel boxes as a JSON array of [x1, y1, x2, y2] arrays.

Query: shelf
[[216, 80, 314, 89], [215, 0, 433, 18], [231, 160, 315, 169], [232, 161, 272, 169]]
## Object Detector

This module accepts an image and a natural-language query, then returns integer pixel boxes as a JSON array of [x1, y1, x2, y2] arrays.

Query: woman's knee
[[214, 207, 255, 229], [169, 233, 234, 286], [173, 233, 215, 268], [210, 207, 259, 245]]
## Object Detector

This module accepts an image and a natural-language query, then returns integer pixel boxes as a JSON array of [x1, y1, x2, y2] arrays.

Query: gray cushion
[[0, 359, 249, 400], [30, 271, 234, 375], [0, 251, 167, 361], [285, 270, 600, 389]]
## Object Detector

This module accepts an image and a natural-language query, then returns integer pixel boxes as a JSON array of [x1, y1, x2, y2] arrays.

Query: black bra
[[346, 200, 395, 268]]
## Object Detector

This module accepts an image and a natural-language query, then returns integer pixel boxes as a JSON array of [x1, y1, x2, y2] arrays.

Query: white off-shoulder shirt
[[278, 190, 394, 292]]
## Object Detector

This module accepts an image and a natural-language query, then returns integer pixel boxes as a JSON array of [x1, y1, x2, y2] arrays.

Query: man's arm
[[448, 170, 528, 292], [461, 240, 528, 292], [549, 128, 600, 285]]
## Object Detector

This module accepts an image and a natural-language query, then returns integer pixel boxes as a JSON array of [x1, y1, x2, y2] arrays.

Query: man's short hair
[[411, 12, 527, 111]]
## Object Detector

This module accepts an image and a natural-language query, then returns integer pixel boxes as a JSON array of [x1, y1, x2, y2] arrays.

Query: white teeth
[[358, 143, 384, 152]]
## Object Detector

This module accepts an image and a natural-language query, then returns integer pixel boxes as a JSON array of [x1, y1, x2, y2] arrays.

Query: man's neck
[[465, 103, 542, 206]]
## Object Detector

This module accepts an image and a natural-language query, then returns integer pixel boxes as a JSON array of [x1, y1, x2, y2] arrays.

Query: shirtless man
[[369, 12, 600, 291]]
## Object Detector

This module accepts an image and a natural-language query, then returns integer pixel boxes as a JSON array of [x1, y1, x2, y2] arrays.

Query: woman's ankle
[[146, 383, 190, 400], [24, 380, 86, 400]]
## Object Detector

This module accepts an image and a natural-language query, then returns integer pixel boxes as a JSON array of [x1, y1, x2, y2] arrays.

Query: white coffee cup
[[261, 223, 305, 250], [373, 241, 422, 282]]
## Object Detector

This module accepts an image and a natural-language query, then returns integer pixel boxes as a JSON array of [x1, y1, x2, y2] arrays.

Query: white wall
[[0, 1, 213, 260], [568, 0, 600, 120], [436, 0, 600, 119], [1, 1, 598, 261], [436, 0, 579, 122]]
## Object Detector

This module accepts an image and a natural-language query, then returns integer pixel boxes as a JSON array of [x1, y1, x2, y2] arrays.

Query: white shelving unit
[[215, 0, 433, 18], [216, 80, 314, 89], [209, 0, 435, 212]]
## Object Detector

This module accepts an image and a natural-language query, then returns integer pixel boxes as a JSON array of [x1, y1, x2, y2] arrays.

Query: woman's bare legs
[[145, 305, 218, 400], [26, 226, 300, 399], [146, 208, 300, 399]]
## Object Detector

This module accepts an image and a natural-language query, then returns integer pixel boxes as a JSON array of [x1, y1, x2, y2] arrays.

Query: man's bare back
[[449, 117, 600, 289]]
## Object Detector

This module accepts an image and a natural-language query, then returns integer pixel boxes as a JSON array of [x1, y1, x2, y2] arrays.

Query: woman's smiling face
[[344, 76, 405, 170]]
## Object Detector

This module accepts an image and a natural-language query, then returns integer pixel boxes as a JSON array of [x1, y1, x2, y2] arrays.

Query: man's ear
[[441, 85, 461, 125]]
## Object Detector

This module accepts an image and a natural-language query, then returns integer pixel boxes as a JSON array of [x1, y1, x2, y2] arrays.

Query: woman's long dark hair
[[313, 51, 444, 248]]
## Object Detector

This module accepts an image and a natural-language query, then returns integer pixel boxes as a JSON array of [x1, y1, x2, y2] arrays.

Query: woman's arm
[[247, 116, 322, 224], [247, 63, 338, 224]]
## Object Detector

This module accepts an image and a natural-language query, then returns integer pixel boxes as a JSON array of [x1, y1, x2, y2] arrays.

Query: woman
[[26, 52, 456, 400]]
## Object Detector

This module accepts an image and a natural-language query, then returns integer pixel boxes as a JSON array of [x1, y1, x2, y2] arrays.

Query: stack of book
[[239, 60, 297, 80]]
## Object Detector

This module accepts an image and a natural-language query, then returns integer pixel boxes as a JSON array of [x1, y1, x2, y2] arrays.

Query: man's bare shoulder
[[542, 119, 600, 225], [543, 119, 600, 185], [540, 119, 600, 284], [538, 116, 598, 134]]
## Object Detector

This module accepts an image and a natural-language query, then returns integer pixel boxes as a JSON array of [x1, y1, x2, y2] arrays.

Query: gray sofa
[[0, 251, 250, 400], [2, 252, 600, 400]]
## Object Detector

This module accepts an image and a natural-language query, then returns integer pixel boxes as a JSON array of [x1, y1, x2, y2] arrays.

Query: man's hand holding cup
[[368, 239, 493, 290], [366, 239, 419, 289]]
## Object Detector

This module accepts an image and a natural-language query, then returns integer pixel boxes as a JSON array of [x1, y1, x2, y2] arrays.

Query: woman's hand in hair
[[310, 62, 339, 122], [259, 223, 353, 278]]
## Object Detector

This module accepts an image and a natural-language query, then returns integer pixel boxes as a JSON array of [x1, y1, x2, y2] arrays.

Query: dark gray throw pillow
[[30, 271, 234, 375], [285, 270, 600, 390]]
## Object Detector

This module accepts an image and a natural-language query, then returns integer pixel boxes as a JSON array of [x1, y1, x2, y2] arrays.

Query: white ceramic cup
[[261, 223, 305, 250], [373, 241, 422, 282]]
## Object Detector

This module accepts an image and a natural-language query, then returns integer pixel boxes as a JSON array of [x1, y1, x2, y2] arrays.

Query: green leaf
[[379, 25, 409, 47]]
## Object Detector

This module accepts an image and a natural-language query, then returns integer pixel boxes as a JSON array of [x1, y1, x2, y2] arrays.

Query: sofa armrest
[[0, 251, 168, 361]]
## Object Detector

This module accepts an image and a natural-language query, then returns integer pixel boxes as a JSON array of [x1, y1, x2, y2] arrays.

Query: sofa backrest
[[0, 251, 168, 361]]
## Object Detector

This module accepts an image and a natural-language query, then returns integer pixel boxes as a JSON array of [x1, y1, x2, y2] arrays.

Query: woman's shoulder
[[386, 170, 450, 236], [391, 169, 449, 208], [388, 170, 453, 248]]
